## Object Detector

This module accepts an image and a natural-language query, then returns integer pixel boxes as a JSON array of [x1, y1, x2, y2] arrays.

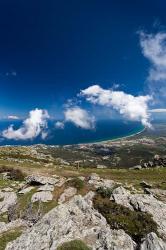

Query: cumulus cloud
[[55, 121, 65, 129], [2, 108, 49, 140], [81, 85, 152, 128], [140, 31, 166, 81], [7, 115, 19, 120], [64, 106, 95, 129]]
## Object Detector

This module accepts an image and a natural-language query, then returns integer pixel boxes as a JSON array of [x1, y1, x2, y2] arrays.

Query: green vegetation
[[0, 229, 22, 250], [67, 177, 84, 190], [0, 166, 25, 181], [57, 240, 91, 250], [96, 185, 119, 198], [0, 212, 8, 223], [93, 194, 158, 244]]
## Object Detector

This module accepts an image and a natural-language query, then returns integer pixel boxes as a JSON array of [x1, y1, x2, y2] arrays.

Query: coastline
[[83, 126, 146, 145]]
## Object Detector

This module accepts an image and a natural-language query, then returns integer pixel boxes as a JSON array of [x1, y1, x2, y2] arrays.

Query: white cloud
[[2, 108, 49, 140], [64, 106, 95, 129], [149, 108, 166, 113], [81, 85, 152, 128], [55, 121, 65, 129], [140, 31, 166, 81], [7, 115, 19, 120]]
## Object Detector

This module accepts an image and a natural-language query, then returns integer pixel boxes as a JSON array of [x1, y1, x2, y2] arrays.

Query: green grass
[[93, 194, 158, 244], [57, 240, 91, 250], [0, 229, 22, 250]]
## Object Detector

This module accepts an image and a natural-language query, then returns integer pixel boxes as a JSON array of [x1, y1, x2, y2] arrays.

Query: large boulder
[[26, 175, 59, 185], [140, 232, 166, 250], [6, 194, 136, 250], [0, 191, 17, 214], [31, 191, 53, 203]]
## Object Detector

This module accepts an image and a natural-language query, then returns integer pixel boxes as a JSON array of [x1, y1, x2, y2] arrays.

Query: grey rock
[[0, 219, 27, 234], [19, 186, 35, 194], [112, 187, 166, 239], [140, 232, 166, 250], [0, 191, 17, 214], [38, 184, 54, 192], [31, 191, 53, 203], [26, 175, 59, 185], [6, 194, 136, 250], [58, 187, 77, 204], [88, 174, 115, 189]]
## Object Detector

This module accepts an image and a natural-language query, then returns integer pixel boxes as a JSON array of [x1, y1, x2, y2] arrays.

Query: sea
[[0, 119, 144, 146]]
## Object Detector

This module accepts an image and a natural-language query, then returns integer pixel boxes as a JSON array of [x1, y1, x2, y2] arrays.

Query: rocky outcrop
[[0, 219, 27, 234], [5, 194, 136, 250], [140, 232, 166, 250], [58, 187, 77, 204], [31, 191, 53, 203], [112, 187, 166, 239], [26, 175, 59, 185], [88, 173, 115, 189], [0, 191, 17, 214]]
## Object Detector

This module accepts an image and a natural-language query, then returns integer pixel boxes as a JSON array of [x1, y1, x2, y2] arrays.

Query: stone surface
[[0, 219, 27, 234], [58, 187, 77, 204], [0, 191, 17, 214], [6, 194, 136, 250], [112, 187, 166, 239], [31, 191, 53, 203], [26, 175, 59, 185], [38, 184, 54, 192], [88, 174, 115, 189], [140, 232, 166, 250], [19, 186, 34, 194]]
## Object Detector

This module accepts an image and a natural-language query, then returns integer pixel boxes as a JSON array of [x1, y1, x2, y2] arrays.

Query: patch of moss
[[93, 194, 158, 244], [0, 212, 8, 223], [0, 229, 22, 250], [57, 240, 91, 250]]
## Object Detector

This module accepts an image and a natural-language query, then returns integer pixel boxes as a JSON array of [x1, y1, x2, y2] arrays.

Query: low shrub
[[57, 240, 91, 250], [96, 187, 114, 198], [67, 178, 84, 190], [0, 166, 25, 181], [93, 194, 158, 244]]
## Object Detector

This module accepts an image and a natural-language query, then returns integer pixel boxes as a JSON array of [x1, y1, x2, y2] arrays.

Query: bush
[[57, 240, 91, 250], [0, 166, 25, 181], [93, 194, 158, 244], [67, 178, 84, 190], [96, 187, 114, 198]]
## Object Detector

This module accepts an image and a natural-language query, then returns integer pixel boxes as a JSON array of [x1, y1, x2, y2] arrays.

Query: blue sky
[[0, 0, 166, 120]]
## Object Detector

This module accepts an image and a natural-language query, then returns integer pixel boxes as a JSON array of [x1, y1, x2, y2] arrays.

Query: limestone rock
[[58, 187, 77, 204], [140, 232, 166, 250], [38, 184, 54, 192], [6, 194, 136, 250], [0, 191, 17, 214], [112, 187, 166, 239], [2, 187, 13, 192], [88, 174, 115, 189], [19, 186, 34, 194], [31, 191, 53, 203], [26, 175, 59, 185], [0, 219, 27, 234]]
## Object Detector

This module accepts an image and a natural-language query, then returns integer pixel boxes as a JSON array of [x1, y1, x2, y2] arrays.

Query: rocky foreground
[[0, 171, 166, 250]]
